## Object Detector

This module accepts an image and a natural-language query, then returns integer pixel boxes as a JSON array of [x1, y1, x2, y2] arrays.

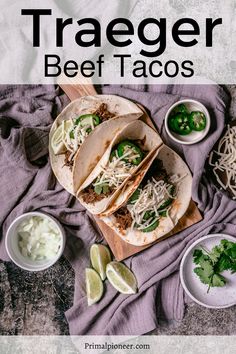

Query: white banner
[[0, 0, 235, 84], [0, 335, 236, 354]]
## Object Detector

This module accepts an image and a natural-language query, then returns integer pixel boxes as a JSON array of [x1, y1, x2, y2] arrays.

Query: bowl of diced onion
[[5, 212, 65, 271]]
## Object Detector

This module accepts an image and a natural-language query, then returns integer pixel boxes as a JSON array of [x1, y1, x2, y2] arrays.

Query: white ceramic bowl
[[180, 234, 236, 309], [5, 212, 66, 272], [164, 99, 211, 145]]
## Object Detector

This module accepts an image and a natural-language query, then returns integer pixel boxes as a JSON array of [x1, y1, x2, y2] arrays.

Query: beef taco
[[100, 145, 192, 246], [75, 120, 163, 215], [49, 95, 143, 194]]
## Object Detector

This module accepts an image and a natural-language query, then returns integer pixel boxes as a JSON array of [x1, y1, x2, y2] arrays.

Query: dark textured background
[[0, 85, 235, 335]]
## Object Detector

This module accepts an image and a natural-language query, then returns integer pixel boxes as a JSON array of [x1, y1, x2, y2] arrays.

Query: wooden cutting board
[[58, 79, 202, 260]]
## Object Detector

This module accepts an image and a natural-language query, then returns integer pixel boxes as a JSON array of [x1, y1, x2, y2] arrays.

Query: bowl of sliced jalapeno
[[164, 99, 210, 145]]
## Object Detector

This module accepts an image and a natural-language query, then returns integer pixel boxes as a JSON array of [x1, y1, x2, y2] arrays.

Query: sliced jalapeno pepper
[[189, 111, 206, 131], [75, 114, 100, 127], [143, 210, 155, 220], [159, 210, 167, 217], [139, 211, 159, 232], [171, 103, 189, 116], [142, 219, 159, 233], [168, 116, 178, 133], [128, 189, 141, 204], [158, 186, 175, 210], [117, 140, 143, 165], [173, 113, 192, 135], [109, 149, 117, 162]]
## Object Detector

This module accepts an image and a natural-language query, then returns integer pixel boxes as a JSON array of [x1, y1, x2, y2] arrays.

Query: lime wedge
[[51, 120, 73, 155], [106, 261, 138, 294], [90, 244, 111, 281], [85, 268, 104, 306]]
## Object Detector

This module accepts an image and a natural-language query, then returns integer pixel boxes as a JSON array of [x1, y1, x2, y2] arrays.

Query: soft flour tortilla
[[99, 148, 159, 217], [100, 145, 192, 246], [49, 95, 143, 194], [76, 120, 163, 215]]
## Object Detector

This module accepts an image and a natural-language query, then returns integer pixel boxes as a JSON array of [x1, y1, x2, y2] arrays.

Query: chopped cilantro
[[102, 184, 110, 194], [94, 183, 110, 195], [211, 274, 226, 287], [215, 254, 232, 273], [194, 261, 214, 284], [94, 185, 103, 195], [193, 239, 236, 292]]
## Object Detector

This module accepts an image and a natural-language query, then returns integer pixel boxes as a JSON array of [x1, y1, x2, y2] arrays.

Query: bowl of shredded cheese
[[5, 212, 65, 271], [209, 124, 236, 200]]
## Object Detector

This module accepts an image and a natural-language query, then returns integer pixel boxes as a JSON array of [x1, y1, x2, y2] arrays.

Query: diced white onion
[[17, 216, 61, 261]]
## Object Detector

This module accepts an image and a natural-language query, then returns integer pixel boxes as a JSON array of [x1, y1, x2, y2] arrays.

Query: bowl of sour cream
[[5, 212, 65, 271]]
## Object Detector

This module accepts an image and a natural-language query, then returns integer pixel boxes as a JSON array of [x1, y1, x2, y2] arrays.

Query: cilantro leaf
[[224, 243, 236, 260], [94, 183, 110, 195], [192, 238, 236, 292], [230, 262, 236, 273], [220, 239, 228, 247], [194, 268, 212, 285], [94, 185, 103, 195], [102, 184, 110, 194], [194, 260, 214, 285], [193, 249, 211, 265], [208, 245, 222, 263], [215, 254, 232, 273], [211, 274, 226, 287], [193, 249, 204, 264]]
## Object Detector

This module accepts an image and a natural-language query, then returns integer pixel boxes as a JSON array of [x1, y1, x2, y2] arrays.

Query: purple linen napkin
[[0, 84, 234, 335]]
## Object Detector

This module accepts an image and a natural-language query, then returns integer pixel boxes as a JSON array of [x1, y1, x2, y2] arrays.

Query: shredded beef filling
[[114, 207, 133, 230], [93, 103, 115, 122], [143, 158, 168, 183], [114, 159, 170, 231], [81, 186, 113, 204], [64, 151, 74, 170]]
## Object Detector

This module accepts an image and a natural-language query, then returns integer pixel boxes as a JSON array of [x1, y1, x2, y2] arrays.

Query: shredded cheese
[[93, 148, 138, 190], [62, 116, 96, 156], [127, 178, 175, 231], [209, 125, 236, 198]]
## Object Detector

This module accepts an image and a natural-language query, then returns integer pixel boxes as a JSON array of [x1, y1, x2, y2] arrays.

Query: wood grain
[[58, 80, 97, 100], [59, 78, 202, 261]]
